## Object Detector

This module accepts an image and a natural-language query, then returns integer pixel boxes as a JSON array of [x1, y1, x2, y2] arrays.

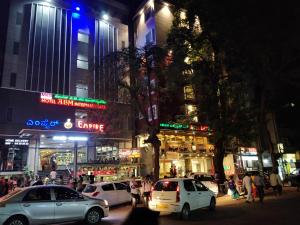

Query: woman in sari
[[228, 175, 240, 199]]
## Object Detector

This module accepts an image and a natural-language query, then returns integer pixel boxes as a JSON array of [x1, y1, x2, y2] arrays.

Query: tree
[[167, 8, 257, 181], [171, 0, 300, 171], [103, 45, 167, 181]]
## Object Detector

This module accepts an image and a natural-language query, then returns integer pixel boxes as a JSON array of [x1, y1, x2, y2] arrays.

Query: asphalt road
[[79, 187, 300, 225]]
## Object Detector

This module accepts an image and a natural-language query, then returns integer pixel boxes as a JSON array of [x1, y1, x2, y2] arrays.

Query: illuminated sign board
[[40, 92, 107, 110], [26, 119, 60, 129], [5, 139, 29, 146], [160, 123, 210, 132], [160, 123, 189, 129], [76, 120, 104, 132]]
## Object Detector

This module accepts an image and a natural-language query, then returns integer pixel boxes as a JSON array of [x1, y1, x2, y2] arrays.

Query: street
[[95, 187, 300, 225]]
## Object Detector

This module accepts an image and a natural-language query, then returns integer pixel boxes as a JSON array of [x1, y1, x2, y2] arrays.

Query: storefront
[[0, 89, 135, 180], [137, 123, 215, 178]]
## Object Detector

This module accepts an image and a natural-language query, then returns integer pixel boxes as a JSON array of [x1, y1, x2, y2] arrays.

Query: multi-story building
[[0, 0, 138, 181], [132, 0, 215, 177]]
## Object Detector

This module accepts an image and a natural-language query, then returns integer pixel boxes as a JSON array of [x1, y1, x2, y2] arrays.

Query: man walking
[[270, 170, 282, 196], [253, 172, 265, 203], [242, 173, 252, 203], [130, 175, 140, 207]]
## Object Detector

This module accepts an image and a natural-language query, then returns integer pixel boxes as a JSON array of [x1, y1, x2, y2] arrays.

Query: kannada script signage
[[40, 92, 107, 110]]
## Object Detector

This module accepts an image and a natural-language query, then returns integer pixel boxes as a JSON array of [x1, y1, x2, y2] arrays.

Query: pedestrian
[[3, 179, 9, 196], [253, 172, 265, 203], [169, 166, 174, 178], [228, 175, 239, 200], [130, 175, 140, 207], [72, 178, 78, 190], [296, 170, 300, 192], [100, 176, 104, 182], [58, 175, 64, 185], [141, 175, 152, 207], [44, 175, 50, 185], [242, 173, 253, 203], [89, 172, 95, 184], [8, 177, 14, 192], [67, 175, 73, 188], [0, 176, 5, 197], [251, 173, 257, 201], [270, 169, 282, 196], [77, 175, 84, 192], [50, 169, 57, 184]]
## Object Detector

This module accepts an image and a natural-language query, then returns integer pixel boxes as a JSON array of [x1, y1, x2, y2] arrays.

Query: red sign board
[[76, 120, 104, 132], [40, 98, 106, 110]]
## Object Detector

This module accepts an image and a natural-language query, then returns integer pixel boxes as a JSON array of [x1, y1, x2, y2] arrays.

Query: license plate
[[157, 203, 168, 210]]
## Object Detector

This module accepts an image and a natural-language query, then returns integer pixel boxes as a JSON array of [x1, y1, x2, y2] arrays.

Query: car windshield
[[83, 185, 97, 193], [0, 189, 22, 202], [154, 181, 178, 191]]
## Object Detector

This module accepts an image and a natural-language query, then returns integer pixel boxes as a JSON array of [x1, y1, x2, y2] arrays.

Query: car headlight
[[99, 199, 108, 206]]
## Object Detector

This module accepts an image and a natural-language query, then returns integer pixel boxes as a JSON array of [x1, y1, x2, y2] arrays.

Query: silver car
[[0, 185, 109, 225]]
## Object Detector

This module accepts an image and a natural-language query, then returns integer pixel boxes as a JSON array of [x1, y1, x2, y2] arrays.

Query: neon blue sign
[[26, 119, 60, 129]]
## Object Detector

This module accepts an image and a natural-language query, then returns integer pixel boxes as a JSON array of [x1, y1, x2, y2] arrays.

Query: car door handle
[[23, 203, 31, 207], [187, 193, 191, 195], [56, 202, 63, 206], [198, 193, 202, 195]]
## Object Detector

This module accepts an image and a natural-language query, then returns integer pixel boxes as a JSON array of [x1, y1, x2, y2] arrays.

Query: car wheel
[[209, 197, 216, 211], [5, 216, 27, 225], [181, 204, 190, 220], [85, 208, 102, 225]]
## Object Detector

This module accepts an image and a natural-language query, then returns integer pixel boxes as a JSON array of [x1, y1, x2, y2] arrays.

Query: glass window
[[78, 32, 89, 43], [101, 183, 114, 191], [194, 180, 208, 191], [115, 183, 127, 190], [76, 83, 88, 98], [13, 42, 19, 55], [23, 187, 51, 201], [10, 73, 17, 87], [54, 187, 83, 200], [16, 12, 23, 25], [83, 185, 97, 193], [183, 180, 195, 192], [184, 85, 195, 100], [77, 59, 89, 70], [154, 181, 178, 191], [121, 41, 126, 49], [185, 104, 198, 122]]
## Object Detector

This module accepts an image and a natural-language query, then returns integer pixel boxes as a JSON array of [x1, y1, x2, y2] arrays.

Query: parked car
[[82, 182, 132, 206], [189, 173, 219, 196], [284, 169, 300, 186], [0, 185, 109, 225], [149, 178, 216, 220]]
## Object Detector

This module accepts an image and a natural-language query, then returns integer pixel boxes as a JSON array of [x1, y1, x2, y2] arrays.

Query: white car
[[149, 178, 216, 219], [0, 185, 109, 225], [189, 173, 219, 196], [82, 182, 132, 206]]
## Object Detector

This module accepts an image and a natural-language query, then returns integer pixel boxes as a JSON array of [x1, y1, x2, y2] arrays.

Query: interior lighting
[[68, 136, 88, 141], [103, 14, 109, 20], [53, 136, 67, 141], [76, 6, 80, 11], [53, 136, 88, 141]]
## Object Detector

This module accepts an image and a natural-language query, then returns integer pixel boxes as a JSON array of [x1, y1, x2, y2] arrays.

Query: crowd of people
[[227, 169, 290, 203]]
